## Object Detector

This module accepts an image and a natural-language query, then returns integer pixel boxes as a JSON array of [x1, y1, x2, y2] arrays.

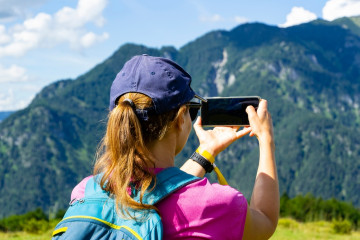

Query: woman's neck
[[147, 131, 177, 168]]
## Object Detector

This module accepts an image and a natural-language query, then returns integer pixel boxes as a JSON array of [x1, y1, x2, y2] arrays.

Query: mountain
[[332, 16, 360, 37], [1, 17, 360, 217], [0, 112, 13, 122]]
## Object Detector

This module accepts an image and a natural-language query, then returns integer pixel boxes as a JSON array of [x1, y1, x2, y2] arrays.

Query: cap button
[[142, 54, 148, 56]]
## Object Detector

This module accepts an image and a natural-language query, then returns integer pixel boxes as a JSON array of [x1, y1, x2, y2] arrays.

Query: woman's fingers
[[193, 116, 203, 134], [246, 105, 258, 126], [245, 99, 273, 140], [194, 116, 201, 126], [256, 99, 268, 118], [236, 127, 252, 138]]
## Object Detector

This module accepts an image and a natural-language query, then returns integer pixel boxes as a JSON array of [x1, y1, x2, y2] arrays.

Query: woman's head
[[114, 92, 183, 145], [94, 55, 203, 217]]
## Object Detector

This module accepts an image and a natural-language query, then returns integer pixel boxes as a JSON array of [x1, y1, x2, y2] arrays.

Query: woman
[[70, 54, 278, 239]]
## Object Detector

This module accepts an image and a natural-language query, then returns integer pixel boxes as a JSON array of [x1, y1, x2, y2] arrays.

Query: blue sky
[[1, 0, 360, 111]]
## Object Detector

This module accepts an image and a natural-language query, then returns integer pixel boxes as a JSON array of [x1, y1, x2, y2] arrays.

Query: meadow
[[1, 218, 360, 240], [272, 218, 360, 240]]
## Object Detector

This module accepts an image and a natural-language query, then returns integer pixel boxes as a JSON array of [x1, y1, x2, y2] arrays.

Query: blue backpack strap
[[84, 167, 200, 204], [137, 167, 201, 205], [84, 174, 108, 198]]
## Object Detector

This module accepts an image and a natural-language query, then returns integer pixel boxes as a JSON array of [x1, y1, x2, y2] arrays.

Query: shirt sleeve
[[157, 177, 248, 239], [203, 182, 248, 239]]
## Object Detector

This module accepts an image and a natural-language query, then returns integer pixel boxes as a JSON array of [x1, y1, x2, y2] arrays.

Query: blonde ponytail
[[94, 93, 184, 218]]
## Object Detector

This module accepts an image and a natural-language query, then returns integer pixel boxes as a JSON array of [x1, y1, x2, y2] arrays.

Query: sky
[[1, 0, 360, 111]]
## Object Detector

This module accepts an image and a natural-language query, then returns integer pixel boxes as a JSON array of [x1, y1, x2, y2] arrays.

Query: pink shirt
[[71, 169, 247, 239]]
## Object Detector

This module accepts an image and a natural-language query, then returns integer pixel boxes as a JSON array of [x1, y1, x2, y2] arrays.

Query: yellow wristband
[[195, 147, 228, 185], [196, 147, 215, 164]]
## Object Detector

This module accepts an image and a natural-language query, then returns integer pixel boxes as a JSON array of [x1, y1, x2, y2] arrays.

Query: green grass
[[0, 228, 54, 240], [1, 218, 360, 239], [271, 218, 360, 240], [0, 220, 57, 240]]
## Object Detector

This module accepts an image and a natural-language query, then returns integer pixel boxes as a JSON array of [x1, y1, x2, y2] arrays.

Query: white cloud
[[81, 32, 109, 48], [234, 16, 249, 24], [0, 89, 15, 110], [0, 64, 29, 82], [0, 0, 109, 57], [323, 0, 360, 21], [200, 14, 223, 23], [0, 88, 34, 111], [0, 25, 11, 44], [279, 7, 317, 28]]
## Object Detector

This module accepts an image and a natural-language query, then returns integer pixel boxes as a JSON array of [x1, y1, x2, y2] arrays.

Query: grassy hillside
[[272, 219, 360, 240], [1, 194, 358, 239], [1, 219, 359, 240]]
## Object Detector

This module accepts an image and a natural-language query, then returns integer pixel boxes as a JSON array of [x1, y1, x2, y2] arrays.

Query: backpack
[[52, 167, 200, 240]]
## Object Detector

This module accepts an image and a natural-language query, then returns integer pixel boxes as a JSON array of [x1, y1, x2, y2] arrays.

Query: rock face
[[1, 17, 360, 217]]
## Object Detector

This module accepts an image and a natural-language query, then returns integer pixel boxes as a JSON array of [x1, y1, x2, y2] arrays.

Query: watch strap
[[190, 152, 214, 173]]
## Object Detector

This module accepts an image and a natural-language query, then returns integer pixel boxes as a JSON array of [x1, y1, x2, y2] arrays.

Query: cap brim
[[194, 94, 207, 102]]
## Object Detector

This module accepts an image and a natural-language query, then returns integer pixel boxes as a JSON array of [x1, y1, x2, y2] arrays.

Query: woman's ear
[[172, 107, 186, 132]]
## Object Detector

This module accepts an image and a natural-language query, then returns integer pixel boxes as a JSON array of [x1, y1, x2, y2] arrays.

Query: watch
[[190, 152, 214, 173]]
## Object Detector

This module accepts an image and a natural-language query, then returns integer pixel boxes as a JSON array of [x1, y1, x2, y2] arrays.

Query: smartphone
[[201, 96, 260, 126]]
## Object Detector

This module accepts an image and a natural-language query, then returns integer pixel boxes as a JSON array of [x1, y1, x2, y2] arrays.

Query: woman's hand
[[246, 99, 274, 144], [193, 116, 252, 158]]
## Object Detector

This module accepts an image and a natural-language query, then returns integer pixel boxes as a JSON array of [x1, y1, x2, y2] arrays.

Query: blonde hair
[[94, 92, 187, 218]]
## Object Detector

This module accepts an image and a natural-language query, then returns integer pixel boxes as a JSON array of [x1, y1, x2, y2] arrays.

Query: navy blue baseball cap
[[109, 54, 205, 114]]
